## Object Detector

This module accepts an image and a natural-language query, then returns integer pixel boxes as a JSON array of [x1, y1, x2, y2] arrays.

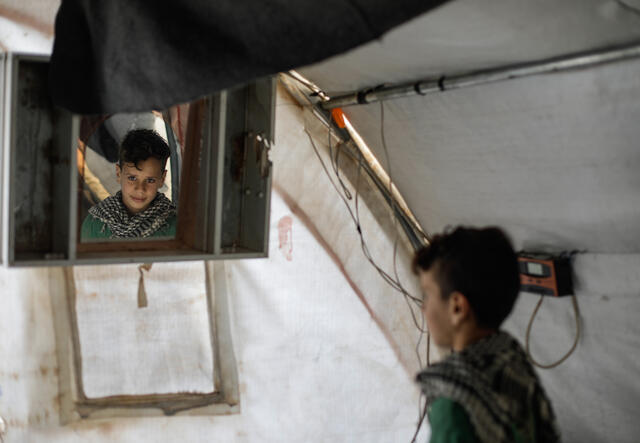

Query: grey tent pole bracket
[[322, 41, 640, 109]]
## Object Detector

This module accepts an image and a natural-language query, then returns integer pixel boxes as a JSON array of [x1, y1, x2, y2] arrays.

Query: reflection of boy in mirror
[[81, 129, 177, 240]]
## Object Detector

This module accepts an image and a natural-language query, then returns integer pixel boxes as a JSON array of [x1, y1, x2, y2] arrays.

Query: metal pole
[[280, 72, 429, 249], [321, 41, 640, 110], [307, 107, 428, 250]]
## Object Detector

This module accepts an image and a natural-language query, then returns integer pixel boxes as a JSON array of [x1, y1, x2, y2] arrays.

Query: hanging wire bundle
[[284, 71, 432, 441]]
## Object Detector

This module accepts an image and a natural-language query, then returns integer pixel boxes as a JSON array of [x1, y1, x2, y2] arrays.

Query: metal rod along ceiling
[[279, 73, 429, 250], [321, 41, 640, 110]]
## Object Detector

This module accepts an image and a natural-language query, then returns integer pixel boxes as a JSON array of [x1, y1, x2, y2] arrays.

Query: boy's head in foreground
[[413, 226, 520, 351], [116, 129, 170, 215]]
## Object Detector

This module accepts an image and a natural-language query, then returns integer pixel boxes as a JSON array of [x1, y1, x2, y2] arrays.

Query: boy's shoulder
[[81, 213, 112, 240], [80, 207, 177, 240], [428, 397, 478, 443], [153, 212, 177, 237], [417, 332, 559, 443]]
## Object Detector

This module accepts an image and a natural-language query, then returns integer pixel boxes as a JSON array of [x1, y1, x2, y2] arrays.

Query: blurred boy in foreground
[[414, 226, 560, 443]]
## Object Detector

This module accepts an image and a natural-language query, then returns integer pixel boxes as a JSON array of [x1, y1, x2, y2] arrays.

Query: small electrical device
[[518, 253, 574, 297]]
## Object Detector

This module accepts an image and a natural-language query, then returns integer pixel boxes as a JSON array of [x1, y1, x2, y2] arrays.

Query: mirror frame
[[1, 53, 275, 267]]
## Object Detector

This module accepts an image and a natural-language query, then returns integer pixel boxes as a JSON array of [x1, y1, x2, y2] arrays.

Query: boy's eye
[[127, 176, 137, 182], [146, 178, 156, 184]]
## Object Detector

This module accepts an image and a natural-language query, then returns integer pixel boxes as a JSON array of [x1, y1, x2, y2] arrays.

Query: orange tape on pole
[[331, 108, 346, 129]]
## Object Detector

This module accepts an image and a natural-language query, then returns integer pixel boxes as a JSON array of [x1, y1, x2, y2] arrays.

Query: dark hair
[[119, 129, 170, 170], [412, 226, 520, 329]]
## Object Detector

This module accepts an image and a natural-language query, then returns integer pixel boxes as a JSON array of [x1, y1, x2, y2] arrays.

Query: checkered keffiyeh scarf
[[88, 191, 176, 239], [416, 331, 560, 443]]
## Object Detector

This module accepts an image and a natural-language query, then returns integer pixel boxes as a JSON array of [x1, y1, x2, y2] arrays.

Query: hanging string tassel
[[137, 263, 153, 308]]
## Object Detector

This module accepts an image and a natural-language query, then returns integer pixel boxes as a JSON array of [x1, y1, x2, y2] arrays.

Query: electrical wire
[[411, 338, 430, 442], [328, 122, 353, 200], [352, 143, 425, 316], [380, 101, 424, 307], [380, 100, 432, 441], [287, 71, 432, 440], [290, 69, 584, 439], [426, 330, 431, 367], [525, 294, 581, 369], [283, 70, 428, 249], [410, 392, 429, 443], [305, 127, 423, 307]]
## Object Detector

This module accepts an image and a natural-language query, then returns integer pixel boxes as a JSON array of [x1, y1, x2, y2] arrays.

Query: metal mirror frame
[[1, 52, 275, 267]]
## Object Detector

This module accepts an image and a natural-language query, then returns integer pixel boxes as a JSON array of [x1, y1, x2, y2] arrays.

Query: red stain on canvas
[[278, 216, 293, 261]]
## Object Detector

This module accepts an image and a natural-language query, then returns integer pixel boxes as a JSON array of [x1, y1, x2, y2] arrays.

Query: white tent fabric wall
[[3, 1, 640, 442], [0, 15, 52, 53], [501, 254, 640, 443], [0, 0, 56, 53], [225, 191, 423, 442], [281, 75, 640, 442], [294, 1, 640, 439], [299, 0, 640, 93], [295, 10, 640, 442], [327, 57, 640, 252], [73, 262, 215, 397], [0, 88, 428, 442], [272, 87, 432, 377]]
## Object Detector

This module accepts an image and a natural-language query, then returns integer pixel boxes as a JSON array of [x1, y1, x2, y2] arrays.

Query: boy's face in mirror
[[116, 157, 166, 214], [419, 269, 455, 348]]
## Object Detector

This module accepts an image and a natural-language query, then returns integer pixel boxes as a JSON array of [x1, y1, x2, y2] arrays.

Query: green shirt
[[429, 397, 531, 443], [80, 213, 177, 240], [429, 398, 478, 443]]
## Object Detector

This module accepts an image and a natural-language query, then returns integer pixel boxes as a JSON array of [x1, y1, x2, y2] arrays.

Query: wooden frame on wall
[[49, 261, 239, 423]]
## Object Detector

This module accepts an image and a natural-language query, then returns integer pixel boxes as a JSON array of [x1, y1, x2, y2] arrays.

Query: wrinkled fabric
[[87, 191, 176, 238], [416, 331, 560, 443], [49, 0, 450, 113]]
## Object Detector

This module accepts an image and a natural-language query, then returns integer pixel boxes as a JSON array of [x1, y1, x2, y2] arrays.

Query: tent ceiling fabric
[[298, 0, 640, 94], [48, 0, 450, 113], [339, 57, 640, 253]]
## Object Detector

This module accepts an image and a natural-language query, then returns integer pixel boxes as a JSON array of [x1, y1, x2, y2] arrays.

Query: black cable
[[380, 99, 431, 443], [353, 154, 425, 314], [302, 94, 432, 443], [525, 294, 581, 369], [414, 312, 427, 368], [426, 331, 431, 367], [411, 393, 429, 443], [328, 122, 353, 200], [305, 127, 424, 310], [296, 73, 429, 346], [379, 101, 425, 309]]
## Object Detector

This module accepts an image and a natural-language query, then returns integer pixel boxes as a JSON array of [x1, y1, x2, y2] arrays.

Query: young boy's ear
[[449, 292, 472, 327], [160, 169, 167, 187], [115, 164, 122, 184]]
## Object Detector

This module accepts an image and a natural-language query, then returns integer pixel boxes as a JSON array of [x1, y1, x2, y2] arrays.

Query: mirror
[[74, 96, 213, 257], [1, 53, 275, 266], [78, 111, 183, 242]]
